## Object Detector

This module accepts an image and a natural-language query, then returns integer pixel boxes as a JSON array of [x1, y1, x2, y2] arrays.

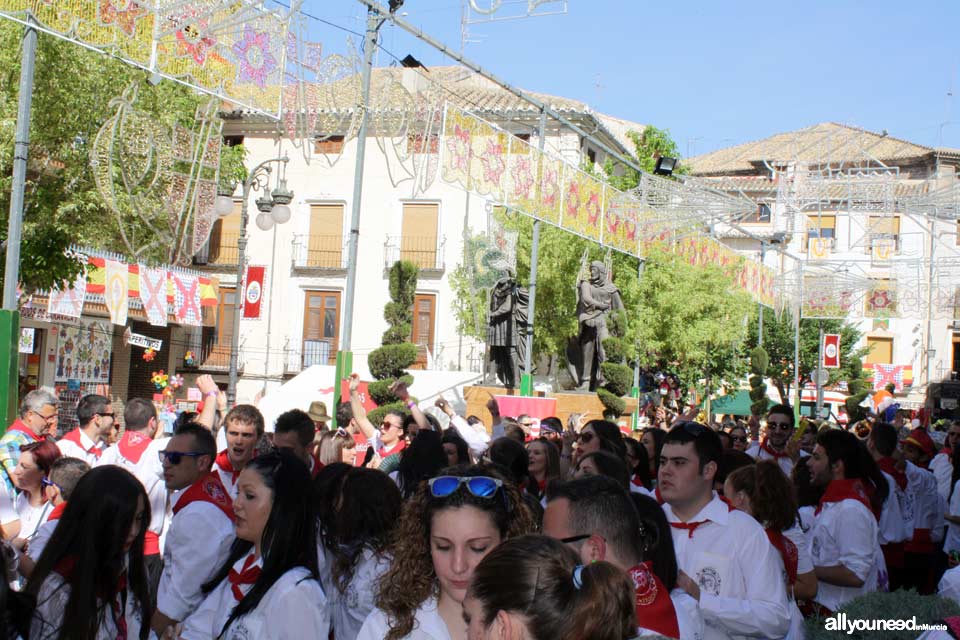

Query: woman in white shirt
[[358, 466, 537, 640], [320, 467, 402, 640], [464, 534, 637, 640], [26, 465, 152, 640], [12, 440, 61, 542], [181, 450, 328, 640]]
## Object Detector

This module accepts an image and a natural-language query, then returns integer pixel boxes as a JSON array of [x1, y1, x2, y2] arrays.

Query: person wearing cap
[[307, 401, 332, 432], [898, 427, 946, 594]]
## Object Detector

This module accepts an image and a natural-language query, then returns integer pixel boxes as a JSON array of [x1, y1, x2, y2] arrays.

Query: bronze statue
[[568, 260, 623, 391], [486, 268, 528, 388]]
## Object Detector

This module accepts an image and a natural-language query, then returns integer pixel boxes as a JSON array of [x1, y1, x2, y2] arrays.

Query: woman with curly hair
[[357, 465, 536, 640], [321, 467, 402, 640]]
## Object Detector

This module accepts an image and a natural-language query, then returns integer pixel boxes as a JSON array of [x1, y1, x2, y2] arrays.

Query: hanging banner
[[822, 334, 841, 368], [55, 320, 112, 384], [243, 265, 266, 319], [171, 272, 203, 326], [103, 259, 129, 325], [47, 270, 87, 319], [139, 266, 169, 327]]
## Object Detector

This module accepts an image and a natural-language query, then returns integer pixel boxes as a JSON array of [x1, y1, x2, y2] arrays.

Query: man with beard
[[746, 405, 806, 476]]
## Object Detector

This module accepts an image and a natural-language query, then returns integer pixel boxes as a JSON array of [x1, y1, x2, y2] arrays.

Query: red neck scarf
[[765, 527, 798, 585], [228, 553, 261, 601], [670, 496, 734, 538], [537, 478, 547, 493], [654, 485, 664, 505], [215, 450, 242, 484], [759, 438, 789, 460], [6, 419, 38, 441], [629, 562, 680, 639], [117, 431, 152, 464], [379, 439, 406, 459], [877, 456, 907, 491], [942, 447, 953, 457], [60, 428, 102, 459], [47, 501, 67, 522], [173, 471, 236, 522], [631, 473, 646, 489], [815, 478, 872, 516]]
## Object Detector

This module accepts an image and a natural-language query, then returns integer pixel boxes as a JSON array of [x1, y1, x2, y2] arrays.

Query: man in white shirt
[[57, 394, 113, 464], [98, 397, 168, 598], [273, 409, 320, 477], [806, 428, 882, 613], [745, 404, 806, 477], [213, 404, 263, 498], [899, 427, 945, 595], [152, 423, 235, 637], [543, 474, 702, 640], [931, 422, 960, 502], [866, 421, 910, 591], [659, 421, 791, 640]]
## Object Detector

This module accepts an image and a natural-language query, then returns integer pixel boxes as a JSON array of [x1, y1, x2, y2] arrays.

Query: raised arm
[[348, 373, 379, 443], [390, 380, 431, 432]]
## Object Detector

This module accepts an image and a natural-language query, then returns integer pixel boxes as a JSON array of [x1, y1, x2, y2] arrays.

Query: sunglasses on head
[[158, 450, 206, 465], [428, 475, 503, 499]]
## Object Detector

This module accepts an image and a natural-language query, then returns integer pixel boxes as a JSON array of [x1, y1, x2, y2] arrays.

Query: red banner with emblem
[[242, 266, 265, 319], [822, 334, 840, 368]]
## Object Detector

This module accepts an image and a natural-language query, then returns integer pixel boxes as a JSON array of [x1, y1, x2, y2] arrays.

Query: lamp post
[[217, 156, 292, 406]]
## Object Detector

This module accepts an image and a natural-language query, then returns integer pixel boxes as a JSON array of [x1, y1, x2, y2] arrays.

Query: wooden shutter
[[308, 204, 344, 267], [410, 293, 436, 369], [865, 337, 893, 365], [401, 203, 438, 269]]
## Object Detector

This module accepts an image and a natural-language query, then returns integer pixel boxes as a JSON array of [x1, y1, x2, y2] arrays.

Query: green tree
[[0, 24, 232, 290], [634, 245, 754, 400], [367, 261, 419, 424], [744, 308, 868, 403], [601, 126, 689, 191]]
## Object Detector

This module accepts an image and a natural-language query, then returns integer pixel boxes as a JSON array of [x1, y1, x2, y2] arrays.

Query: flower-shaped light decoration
[[869, 289, 893, 311], [541, 166, 559, 208], [446, 125, 471, 172], [151, 370, 169, 390], [606, 211, 621, 236], [586, 192, 602, 226], [169, 374, 185, 390], [175, 14, 216, 66], [233, 25, 278, 89], [142, 348, 156, 362], [184, 351, 196, 366], [480, 139, 505, 186], [99, 0, 148, 36], [511, 156, 535, 199], [566, 181, 581, 218]]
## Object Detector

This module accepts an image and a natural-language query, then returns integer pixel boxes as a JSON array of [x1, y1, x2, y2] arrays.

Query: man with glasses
[[57, 394, 113, 465], [0, 389, 58, 497], [543, 475, 703, 639], [660, 422, 790, 639], [746, 404, 806, 476], [153, 423, 235, 637], [931, 421, 960, 502]]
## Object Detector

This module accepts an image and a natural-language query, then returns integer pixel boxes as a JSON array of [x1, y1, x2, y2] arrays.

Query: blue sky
[[311, 0, 960, 158]]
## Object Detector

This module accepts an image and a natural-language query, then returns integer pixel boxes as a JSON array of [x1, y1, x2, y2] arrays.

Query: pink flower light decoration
[[566, 182, 581, 218], [446, 125, 471, 172], [480, 139, 505, 185], [175, 17, 216, 66], [511, 157, 535, 198], [586, 192, 602, 225], [99, 0, 147, 36], [233, 25, 278, 89]]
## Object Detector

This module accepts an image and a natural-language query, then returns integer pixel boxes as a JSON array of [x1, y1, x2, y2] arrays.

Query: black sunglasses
[[559, 533, 591, 544], [158, 451, 207, 465], [97, 412, 116, 419]]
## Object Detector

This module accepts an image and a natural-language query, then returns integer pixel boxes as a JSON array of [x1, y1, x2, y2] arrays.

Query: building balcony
[[292, 234, 348, 272], [194, 233, 240, 269], [284, 339, 336, 374], [384, 235, 445, 274]]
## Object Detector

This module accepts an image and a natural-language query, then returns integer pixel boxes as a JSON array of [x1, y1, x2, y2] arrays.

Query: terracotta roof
[[687, 123, 936, 175], [697, 175, 932, 199]]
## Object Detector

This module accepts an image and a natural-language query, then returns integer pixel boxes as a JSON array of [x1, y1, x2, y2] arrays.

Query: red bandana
[[60, 429, 102, 459], [629, 562, 680, 639], [537, 478, 547, 494], [670, 497, 734, 538], [631, 473, 646, 489], [759, 438, 789, 460], [6, 419, 38, 441], [815, 478, 872, 516], [173, 471, 236, 522], [228, 553, 261, 601], [379, 439, 406, 459], [215, 450, 241, 484], [942, 447, 954, 457], [766, 527, 798, 585], [654, 486, 664, 505], [117, 431, 152, 465], [47, 502, 67, 522], [877, 457, 907, 491]]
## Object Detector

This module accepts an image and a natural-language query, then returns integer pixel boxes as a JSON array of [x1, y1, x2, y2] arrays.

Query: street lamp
[[226, 156, 293, 405]]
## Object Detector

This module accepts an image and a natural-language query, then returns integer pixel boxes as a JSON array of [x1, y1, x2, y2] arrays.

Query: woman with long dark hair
[[181, 450, 327, 639], [26, 465, 152, 640], [358, 465, 536, 640], [640, 428, 666, 486], [440, 431, 470, 468], [394, 430, 447, 500], [464, 534, 636, 640], [321, 467, 402, 640], [527, 438, 561, 499], [623, 437, 652, 493]]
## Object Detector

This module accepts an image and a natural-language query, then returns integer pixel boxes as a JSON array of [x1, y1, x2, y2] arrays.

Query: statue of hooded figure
[[486, 267, 528, 388], [569, 260, 623, 391]]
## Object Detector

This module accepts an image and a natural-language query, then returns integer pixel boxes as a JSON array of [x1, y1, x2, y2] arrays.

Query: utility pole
[[519, 108, 548, 395]]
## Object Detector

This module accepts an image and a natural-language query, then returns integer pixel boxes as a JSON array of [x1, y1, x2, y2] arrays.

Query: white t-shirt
[[30, 570, 146, 640], [56, 428, 105, 466], [904, 461, 945, 544], [808, 497, 879, 612], [663, 494, 791, 640], [358, 597, 453, 640], [97, 434, 169, 544], [930, 451, 953, 502], [323, 546, 391, 640], [0, 483, 18, 527], [16, 493, 52, 541], [744, 442, 808, 477], [156, 491, 235, 622], [938, 565, 960, 605], [181, 553, 328, 640], [945, 479, 960, 554], [877, 471, 910, 545]]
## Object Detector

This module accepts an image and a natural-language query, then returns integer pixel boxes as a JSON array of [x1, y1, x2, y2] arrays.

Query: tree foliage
[[367, 261, 419, 424], [0, 24, 233, 291], [601, 125, 689, 191], [744, 308, 867, 403]]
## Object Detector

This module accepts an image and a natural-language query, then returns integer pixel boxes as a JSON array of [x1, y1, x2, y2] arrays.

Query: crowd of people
[[0, 374, 956, 639]]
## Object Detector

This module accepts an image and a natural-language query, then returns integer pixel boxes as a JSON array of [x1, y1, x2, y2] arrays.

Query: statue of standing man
[[487, 268, 528, 388], [570, 261, 623, 391]]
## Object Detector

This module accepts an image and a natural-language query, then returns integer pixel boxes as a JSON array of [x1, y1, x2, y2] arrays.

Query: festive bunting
[[171, 272, 202, 326], [864, 364, 913, 392], [48, 270, 87, 319], [103, 259, 129, 325], [139, 266, 169, 327]]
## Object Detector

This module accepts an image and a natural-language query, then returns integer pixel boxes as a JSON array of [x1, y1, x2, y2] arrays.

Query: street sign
[[812, 368, 830, 386]]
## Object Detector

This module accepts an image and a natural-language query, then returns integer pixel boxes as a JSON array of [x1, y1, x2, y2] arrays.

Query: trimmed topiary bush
[[803, 589, 960, 640], [596, 307, 631, 418], [367, 260, 420, 409], [368, 343, 418, 381], [749, 346, 769, 418], [597, 388, 626, 419], [600, 362, 632, 397]]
